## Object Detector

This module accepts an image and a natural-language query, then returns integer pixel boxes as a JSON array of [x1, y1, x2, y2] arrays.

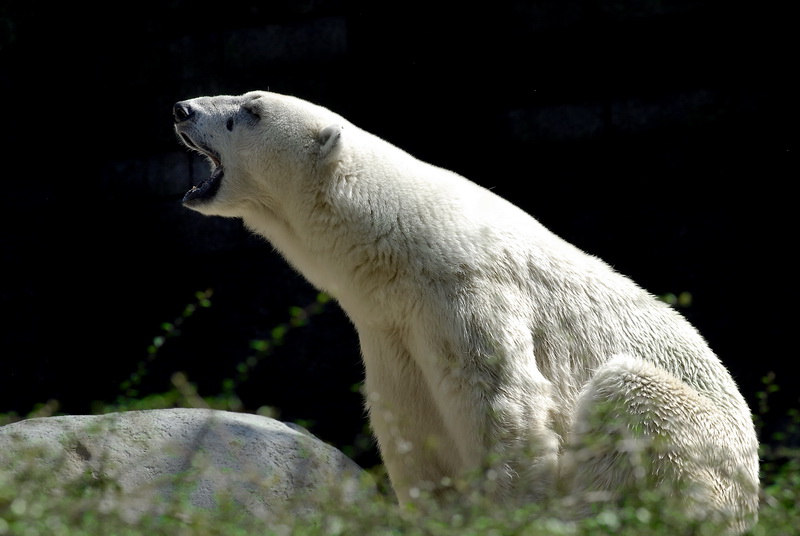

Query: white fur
[[173, 91, 759, 532]]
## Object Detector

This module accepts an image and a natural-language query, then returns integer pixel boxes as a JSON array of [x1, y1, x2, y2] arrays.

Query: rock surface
[[0, 408, 374, 522]]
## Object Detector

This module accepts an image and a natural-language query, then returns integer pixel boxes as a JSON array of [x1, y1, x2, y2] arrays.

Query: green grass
[[1, 292, 797, 535]]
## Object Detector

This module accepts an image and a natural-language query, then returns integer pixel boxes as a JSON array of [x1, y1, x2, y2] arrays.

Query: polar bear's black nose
[[173, 102, 195, 124]]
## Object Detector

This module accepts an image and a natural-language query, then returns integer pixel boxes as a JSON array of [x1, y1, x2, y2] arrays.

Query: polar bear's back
[[331, 125, 741, 392]]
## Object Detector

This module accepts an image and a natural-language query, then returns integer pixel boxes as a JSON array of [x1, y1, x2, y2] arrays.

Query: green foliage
[[658, 291, 693, 308], [2, 458, 797, 536], [0, 292, 797, 535]]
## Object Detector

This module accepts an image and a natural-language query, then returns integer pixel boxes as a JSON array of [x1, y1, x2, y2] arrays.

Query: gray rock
[[0, 408, 374, 522]]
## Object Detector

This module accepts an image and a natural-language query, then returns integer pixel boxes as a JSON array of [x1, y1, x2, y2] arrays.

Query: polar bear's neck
[[240, 132, 530, 319]]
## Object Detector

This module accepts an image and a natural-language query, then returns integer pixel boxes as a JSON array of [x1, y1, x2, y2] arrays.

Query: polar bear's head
[[173, 91, 344, 218]]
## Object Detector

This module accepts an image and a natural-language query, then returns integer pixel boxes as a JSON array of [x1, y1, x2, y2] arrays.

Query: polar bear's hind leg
[[563, 354, 759, 533]]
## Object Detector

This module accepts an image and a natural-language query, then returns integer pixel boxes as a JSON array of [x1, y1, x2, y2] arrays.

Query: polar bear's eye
[[226, 117, 234, 131]]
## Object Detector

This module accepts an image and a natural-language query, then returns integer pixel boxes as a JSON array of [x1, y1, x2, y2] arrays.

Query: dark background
[[0, 1, 794, 469]]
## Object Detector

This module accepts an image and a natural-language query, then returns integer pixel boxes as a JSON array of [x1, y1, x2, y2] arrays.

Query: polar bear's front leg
[[360, 326, 561, 505], [359, 330, 464, 503], [422, 320, 563, 504], [451, 360, 562, 504]]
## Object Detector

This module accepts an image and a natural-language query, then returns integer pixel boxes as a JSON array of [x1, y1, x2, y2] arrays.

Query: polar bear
[[172, 91, 759, 532]]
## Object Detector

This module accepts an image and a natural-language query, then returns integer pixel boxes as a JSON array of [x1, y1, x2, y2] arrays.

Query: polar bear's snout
[[173, 99, 226, 207]]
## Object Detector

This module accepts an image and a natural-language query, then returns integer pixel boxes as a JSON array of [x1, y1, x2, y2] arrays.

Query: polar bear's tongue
[[183, 166, 223, 205]]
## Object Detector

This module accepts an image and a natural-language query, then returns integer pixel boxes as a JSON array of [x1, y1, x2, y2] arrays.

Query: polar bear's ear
[[318, 124, 343, 162]]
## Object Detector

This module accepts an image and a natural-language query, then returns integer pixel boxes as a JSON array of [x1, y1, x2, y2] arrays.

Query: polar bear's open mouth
[[178, 133, 223, 204]]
